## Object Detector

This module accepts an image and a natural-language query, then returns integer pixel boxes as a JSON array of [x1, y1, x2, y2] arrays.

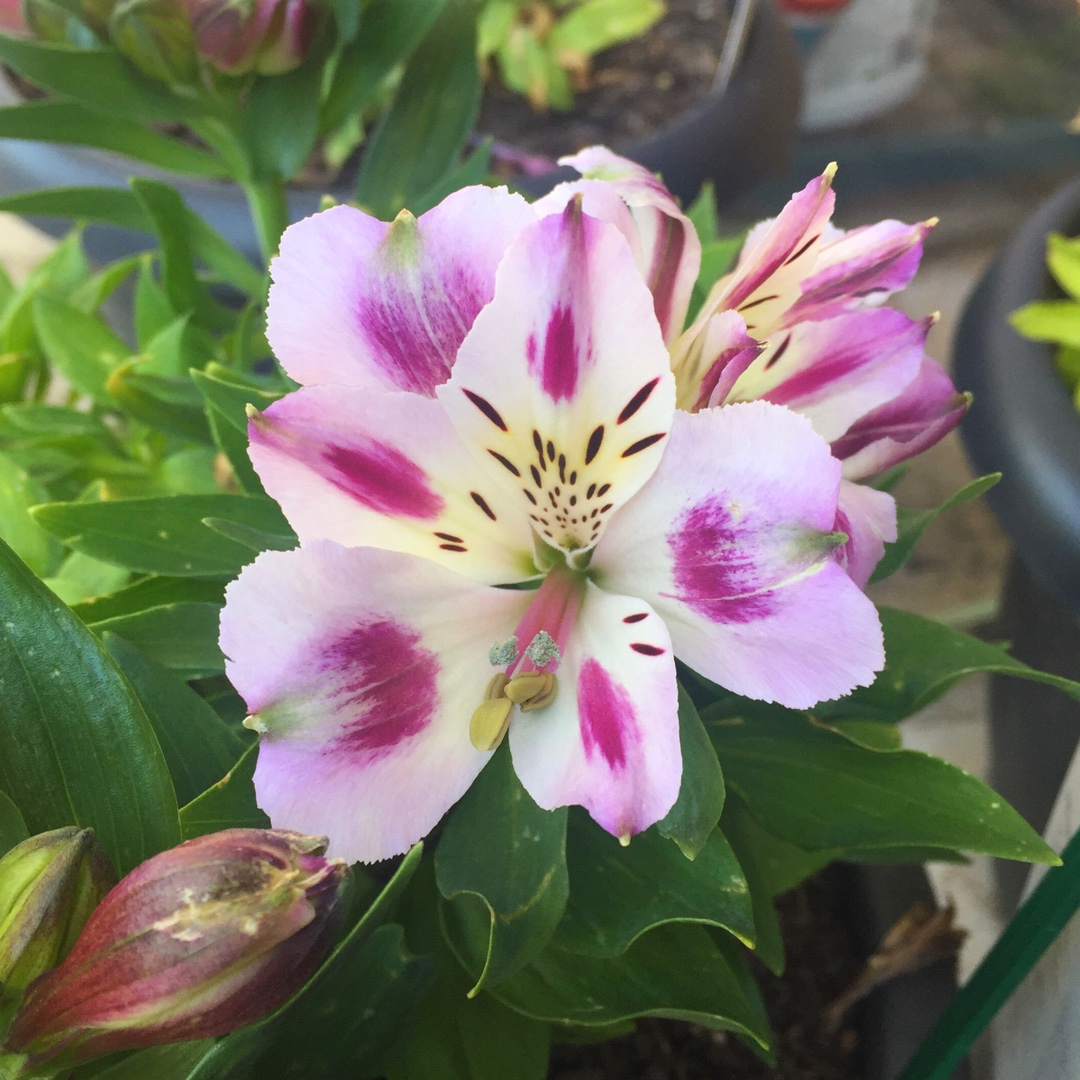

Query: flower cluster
[[220, 150, 966, 864]]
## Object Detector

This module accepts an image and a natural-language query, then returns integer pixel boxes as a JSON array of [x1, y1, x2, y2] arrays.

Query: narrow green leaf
[[355, 0, 480, 218], [0, 536, 180, 873], [130, 178, 203, 318], [202, 515, 296, 553], [134, 259, 176, 347], [409, 138, 493, 218], [0, 101, 227, 177], [107, 362, 214, 443], [103, 633, 243, 805], [657, 684, 725, 858], [871, 473, 1000, 583], [0, 789, 29, 858], [0, 448, 63, 576], [73, 1042, 215, 1080], [436, 743, 569, 993], [179, 743, 268, 839], [33, 292, 132, 403], [70, 574, 226, 624], [1010, 299, 1080, 348], [69, 254, 142, 314], [685, 182, 718, 242], [0, 38, 196, 121], [243, 51, 324, 182], [90, 603, 225, 678], [706, 710, 1059, 864], [0, 186, 152, 232], [32, 494, 288, 576], [43, 551, 130, 607], [1047, 231, 1080, 299], [547, 0, 664, 57], [557, 816, 755, 957]]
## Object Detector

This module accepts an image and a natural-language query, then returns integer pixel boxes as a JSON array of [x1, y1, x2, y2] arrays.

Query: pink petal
[[439, 203, 676, 556], [729, 309, 932, 443], [670, 309, 760, 412], [536, 147, 701, 343], [833, 358, 970, 480], [248, 386, 537, 585], [509, 582, 680, 841], [221, 542, 529, 863], [266, 187, 535, 392], [594, 403, 884, 708], [834, 479, 898, 589]]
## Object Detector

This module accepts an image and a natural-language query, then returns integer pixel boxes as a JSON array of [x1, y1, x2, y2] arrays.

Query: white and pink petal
[[509, 581, 681, 841], [833, 479, 898, 589], [593, 403, 884, 708], [266, 187, 535, 392], [220, 542, 530, 863]]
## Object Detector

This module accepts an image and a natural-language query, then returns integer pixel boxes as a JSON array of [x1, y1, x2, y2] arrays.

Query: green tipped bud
[[108, 0, 196, 84], [21, 0, 100, 44], [0, 828, 115, 1009]]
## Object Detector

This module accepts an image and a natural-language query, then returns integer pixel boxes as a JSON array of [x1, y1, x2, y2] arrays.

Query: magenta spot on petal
[[529, 304, 582, 401], [668, 497, 776, 624], [324, 620, 437, 759], [323, 440, 444, 520], [578, 659, 635, 769]]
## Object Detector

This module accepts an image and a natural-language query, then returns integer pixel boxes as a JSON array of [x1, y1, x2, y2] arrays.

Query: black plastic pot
[[0, 0, 800, 265], [953, 175, 1080, 912]]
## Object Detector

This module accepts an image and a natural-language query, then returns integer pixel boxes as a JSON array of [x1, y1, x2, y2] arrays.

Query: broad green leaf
[[320, 0, 447, 136], [43, 551, 130, 606], [0, 187, 152, 233], [819, 607, 1080, 723], [657, 684, 725, 858], [142, 314, 215, 376], [68, 255, 142, 315], [1010, 299, 1080, 348], [871, 473, 999, 583], [329, 0, 361, 40], [548, 0, 664, 57], [0, 449, 62, 576], [22, 221, 89, 296], [71, 574, 225, 624], [557, 816, 754, 957], [90, 602, 225, 678], [32, 494, 289, 576], [184, 213, 264, 299], [179, 743, 268, 839], [1047, 231, 1080, 299], [686, 182, 717, 242], [355, 0, 480, 219], [186, 846, 427, 1080], [706, 710, 1058, 864], [134, 259, 176, 347], [0, 536, 179, 873], [70, 1041, 214, 1080], [152, 446, 220, 496], [33, 292, 132, 403], [106, 362, 214, 443], [827, 718, 903, 750], [202, 515, 296, 553], [492, 921, 769, 1046], [0, 789, 29, 858], [243, 50, 324, 182], [436, 743, 569, 993], [410, 138, 492, 218], [103, 633, 243, 805], [691, 236, 743, 319], [0, 38, 196, 122], [0, 101, 226, 177]]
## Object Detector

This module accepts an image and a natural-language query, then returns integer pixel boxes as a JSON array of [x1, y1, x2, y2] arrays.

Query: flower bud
[[0, 828, 115, 1010], [6, 829, 349, 1069], [21, 0, 99, 44], [108, 0, 197, 84], [0, 0, 26, 34], [186, 0, 320, 76]]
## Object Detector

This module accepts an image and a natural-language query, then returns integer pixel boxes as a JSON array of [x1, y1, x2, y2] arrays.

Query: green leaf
[[179, 743, 268, 839], [107, 361, 214, 443], [436, 743, 569, 993], [354, 0, 480, 219], [243, 51, 324, 182], [33, 292, 132, 403], [871, 473, 999, 583], [1047, 231, 1080, 299], [70, 574, 225, 624], [0, 448, 63, 576], [685, 182, 717, 242], [706, 710, 1059, 864], [410, 137, 492, 217], [102, 633, 243, 805], [547, 0, 664, 57], [32, 493, 289, 576], [201, 515, 296, 553], [557, 816, 755, 957], [0, 536, 179, 873], [656, 684, 725, 858], [492, 921, 769, 1046], [68, 254, 142, 314], [0, 101, 227, 177], [142, 314, 214, 376], [0, 789, 29, 858], [186, 845, 428, 1080], [0, 38, 196, 122], [134, 259, 176, 347], [90, 602, 225, 678], [819, 607, 1080, 723], [1010, 298, 1080, 348], [0, 186, 153, 232], [71, 1041, 215, 1080], [320, 0, 447, 136]]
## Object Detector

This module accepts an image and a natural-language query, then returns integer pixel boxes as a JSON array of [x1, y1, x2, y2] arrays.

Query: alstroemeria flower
[[222, 203, 884, 863]]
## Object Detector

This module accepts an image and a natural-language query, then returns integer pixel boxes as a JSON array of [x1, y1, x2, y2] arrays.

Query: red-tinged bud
[[108, 0, 197, 84], [185, 0, 320, 76], [0, 0, 25, 34], [5, 829, 349, 1071], [0, 828, 115, 1011]]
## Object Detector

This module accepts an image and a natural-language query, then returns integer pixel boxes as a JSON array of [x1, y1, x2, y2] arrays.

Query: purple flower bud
[[5, 829, 349, 1070], [0, 828, 115, 1008], [185, 0, 320, 76]]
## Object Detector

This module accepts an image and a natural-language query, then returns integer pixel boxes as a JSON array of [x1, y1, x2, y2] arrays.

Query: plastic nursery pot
[[0, 0, 801, 265], [953, 173, 1080, 913]]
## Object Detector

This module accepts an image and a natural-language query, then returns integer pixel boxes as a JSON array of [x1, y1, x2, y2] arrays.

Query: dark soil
[[547, 871, 863, 1080], [477, 0, 732, 168]]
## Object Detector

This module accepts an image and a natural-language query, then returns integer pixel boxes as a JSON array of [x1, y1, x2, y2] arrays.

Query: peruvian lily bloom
[[222, 202, 884, 864]]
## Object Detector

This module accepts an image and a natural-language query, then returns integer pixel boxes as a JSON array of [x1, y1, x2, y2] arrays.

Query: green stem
[[242, 177, 290, 270]]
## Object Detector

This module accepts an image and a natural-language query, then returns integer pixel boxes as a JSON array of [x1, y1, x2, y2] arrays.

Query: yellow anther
[[618, 833, 631, 848], [504, 672, 552, 705], [470, 698, 513, 752], [519, 675, 557, 712]]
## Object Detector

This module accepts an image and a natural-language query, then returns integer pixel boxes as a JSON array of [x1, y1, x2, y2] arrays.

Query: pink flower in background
[[0, 0, 27, 34], [222, 201, 883, 864]]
